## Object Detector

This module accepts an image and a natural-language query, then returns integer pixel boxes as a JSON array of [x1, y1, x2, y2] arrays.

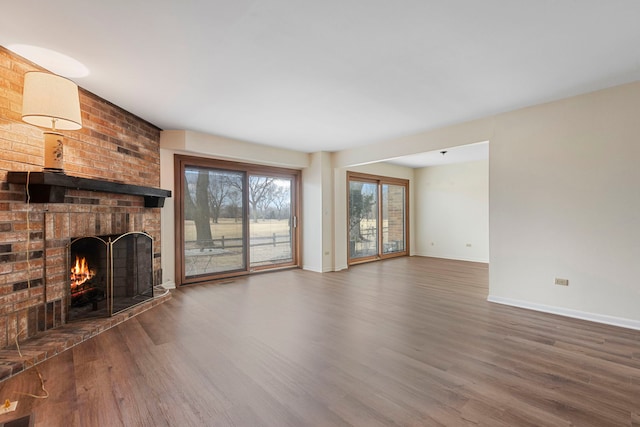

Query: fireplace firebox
[[68, 231, 154, 321]]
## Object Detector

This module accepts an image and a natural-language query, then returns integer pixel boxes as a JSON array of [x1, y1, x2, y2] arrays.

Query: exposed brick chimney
[[0, 47, 165, 347]]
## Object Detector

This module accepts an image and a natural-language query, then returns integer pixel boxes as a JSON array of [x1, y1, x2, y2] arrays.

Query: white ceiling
[[387, 141, 489, 168], [2, 1, 640, 158]]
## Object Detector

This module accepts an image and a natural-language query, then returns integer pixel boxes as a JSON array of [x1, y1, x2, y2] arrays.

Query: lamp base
[[43, 131, 64, 173]]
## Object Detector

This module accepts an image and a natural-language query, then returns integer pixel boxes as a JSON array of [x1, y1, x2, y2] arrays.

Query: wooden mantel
[[7, 171, 171, 208]]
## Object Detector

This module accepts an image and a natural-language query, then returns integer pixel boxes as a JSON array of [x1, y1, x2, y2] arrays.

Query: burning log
[[70, 255, 95, 295], [69, 255, 105, 309]]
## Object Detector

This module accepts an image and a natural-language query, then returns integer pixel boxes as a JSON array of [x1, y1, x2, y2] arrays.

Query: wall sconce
[[21, 71, 82, 173]]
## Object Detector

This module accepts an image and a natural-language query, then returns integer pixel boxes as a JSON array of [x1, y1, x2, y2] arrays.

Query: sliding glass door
[[348, 172, 409, 264], [349, 179, 379, 260], [182, 167, 246, 276], [382, 183, 406, 254], [176, 156, 300, 285], [248, 175, 294, 268]]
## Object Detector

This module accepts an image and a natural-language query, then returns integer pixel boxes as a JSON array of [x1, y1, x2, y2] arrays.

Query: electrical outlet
[[555, 278, 569, 286]]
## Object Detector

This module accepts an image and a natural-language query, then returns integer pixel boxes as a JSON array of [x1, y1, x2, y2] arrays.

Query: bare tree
[[349, 183, 375, 243], [271, 184, 290, 220], [248, 176, 275, 222], [194, 170, 213, 246], [207, 173, 236, 224], [184, 173, 197, 221], [225, 187, 242, 223]]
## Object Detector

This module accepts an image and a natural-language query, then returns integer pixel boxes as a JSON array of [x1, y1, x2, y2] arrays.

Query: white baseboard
[[487, 295, 640, 331], [161, 280, 176, 289], [302, 265, 341, 273], [414, 252, 489, 263]]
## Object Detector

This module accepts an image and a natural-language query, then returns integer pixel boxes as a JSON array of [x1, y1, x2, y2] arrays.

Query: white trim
[[161, 280, 176, 290], [414, 252, 489, 264], [487, 295, 640, 331], [302, 265, 323, 273]]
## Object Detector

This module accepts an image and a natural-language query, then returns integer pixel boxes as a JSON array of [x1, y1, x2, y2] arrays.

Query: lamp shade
[[21, 71, 82, 130]]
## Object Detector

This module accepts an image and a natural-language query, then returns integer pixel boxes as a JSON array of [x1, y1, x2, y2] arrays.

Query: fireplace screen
[[68, 231, 154, 321]]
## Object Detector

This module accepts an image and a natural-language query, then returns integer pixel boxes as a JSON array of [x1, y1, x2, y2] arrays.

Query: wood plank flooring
[[0, 257, 638, 426]]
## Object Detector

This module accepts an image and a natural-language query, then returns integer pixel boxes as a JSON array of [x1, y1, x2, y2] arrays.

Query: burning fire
[[70, 256, 96, 292]]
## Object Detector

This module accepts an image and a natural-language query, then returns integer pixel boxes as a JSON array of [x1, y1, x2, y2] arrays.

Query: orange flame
[[70, 256, 95, 293]]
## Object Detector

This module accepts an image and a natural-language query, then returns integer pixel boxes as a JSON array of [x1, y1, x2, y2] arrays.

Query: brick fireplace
[[0, 47, 168, 347]]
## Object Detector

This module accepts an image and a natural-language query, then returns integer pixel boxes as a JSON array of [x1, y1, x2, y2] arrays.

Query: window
[[175, 155, 300, 285], [348, 172, 408, 264]]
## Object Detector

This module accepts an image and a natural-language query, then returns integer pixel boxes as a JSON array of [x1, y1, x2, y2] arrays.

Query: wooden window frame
[[347, 171, 409, 266], [174, 154, 302, 286]]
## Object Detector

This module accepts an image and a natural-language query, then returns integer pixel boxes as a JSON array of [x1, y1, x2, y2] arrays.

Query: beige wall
[[341, 81, 640, 329], [159, 81, 640, 330], [332, 117, 494, 168], [414, 160, 489, 262], [488, 82, 640, 328], [302, 151, 334, 272]]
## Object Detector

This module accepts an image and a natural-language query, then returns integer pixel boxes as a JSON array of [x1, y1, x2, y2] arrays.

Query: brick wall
[[386, 185, 405, 250], [0, 47, 163, 347]]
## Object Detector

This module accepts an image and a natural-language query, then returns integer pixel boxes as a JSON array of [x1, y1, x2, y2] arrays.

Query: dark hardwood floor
[[0, 257, 638, 426]]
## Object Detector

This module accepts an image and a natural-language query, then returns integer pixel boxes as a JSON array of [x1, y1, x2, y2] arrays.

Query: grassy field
[[183, 218, 293, 275], [184, 218, 291, 241]]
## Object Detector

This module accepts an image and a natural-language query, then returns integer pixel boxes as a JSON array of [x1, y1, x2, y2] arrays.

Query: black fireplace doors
[[68, 231, 154, 321]]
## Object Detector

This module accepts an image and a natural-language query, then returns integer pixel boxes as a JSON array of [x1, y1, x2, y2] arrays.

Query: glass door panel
[[349, 180, 379, 259], [183, 167, 245, 277], [348, 172, 409, 265], [249, 176, 294, 268], [177, 155, 301, 285], [382, 184, 406, 254]]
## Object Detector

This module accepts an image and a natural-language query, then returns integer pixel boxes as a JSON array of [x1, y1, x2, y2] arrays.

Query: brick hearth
[[0, 286, 170, 382]]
